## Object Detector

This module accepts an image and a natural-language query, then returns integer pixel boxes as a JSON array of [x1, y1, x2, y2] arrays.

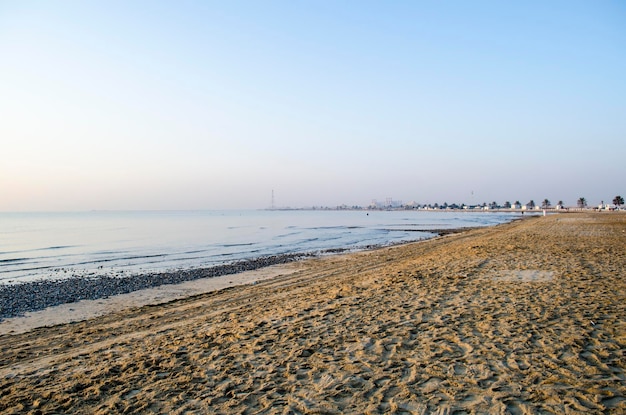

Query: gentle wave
[[0, 210, 521, 283]]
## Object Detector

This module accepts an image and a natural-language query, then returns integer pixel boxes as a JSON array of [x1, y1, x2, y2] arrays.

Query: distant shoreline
[[268, 207, 625, 215]]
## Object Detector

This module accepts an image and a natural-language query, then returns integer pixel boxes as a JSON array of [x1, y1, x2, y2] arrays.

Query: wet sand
[[0, 213, 624, 414]]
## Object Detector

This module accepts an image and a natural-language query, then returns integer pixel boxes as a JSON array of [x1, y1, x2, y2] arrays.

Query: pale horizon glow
[[1, 1, 624, 211]]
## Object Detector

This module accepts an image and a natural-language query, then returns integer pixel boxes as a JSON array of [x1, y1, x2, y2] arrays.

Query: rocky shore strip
[[0, 253, 315, 321]]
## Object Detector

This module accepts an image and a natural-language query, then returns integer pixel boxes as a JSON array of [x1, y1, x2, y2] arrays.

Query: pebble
[[0, 253, 317, 321]]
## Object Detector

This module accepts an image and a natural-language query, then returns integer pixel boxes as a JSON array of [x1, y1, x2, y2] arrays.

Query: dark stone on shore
[[0, 253, 315, 321]]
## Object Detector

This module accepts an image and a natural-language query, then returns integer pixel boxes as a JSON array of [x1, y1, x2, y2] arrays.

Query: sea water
[[0, 210, 519, 284]]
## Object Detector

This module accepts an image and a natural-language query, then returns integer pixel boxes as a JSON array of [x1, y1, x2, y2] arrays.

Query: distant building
[[598, 203, 616, 211]]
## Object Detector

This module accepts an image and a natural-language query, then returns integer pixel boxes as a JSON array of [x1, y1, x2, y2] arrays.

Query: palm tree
[[614, 196, 624, 208], [577, 197, 587, 208], [542, 199, 551, 209]]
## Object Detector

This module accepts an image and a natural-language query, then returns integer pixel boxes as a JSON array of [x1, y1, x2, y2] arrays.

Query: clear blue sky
[[1, 1, 624, 210]]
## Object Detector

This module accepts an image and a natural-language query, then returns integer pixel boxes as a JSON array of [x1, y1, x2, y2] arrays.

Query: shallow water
[[0, 210, 519, 284]]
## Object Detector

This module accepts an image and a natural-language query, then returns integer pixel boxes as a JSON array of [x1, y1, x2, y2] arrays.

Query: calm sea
[[0, 210, 519, 284]]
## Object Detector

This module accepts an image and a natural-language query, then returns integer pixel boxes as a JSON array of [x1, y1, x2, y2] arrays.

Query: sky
[[1, 1, 625, 210]]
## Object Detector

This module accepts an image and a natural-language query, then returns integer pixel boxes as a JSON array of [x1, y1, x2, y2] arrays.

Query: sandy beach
[[0, 212, 624, 414]]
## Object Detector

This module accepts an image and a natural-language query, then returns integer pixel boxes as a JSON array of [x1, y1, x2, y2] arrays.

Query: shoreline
[[0, 253, 313, 321], [0, 226, 484, 333], [0, 264, 301, 336], [0, 225, 484, 321], [1, 213, 624, 413]]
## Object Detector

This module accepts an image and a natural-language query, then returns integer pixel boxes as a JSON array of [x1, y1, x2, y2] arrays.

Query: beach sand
[[0, 213, 624, 414]]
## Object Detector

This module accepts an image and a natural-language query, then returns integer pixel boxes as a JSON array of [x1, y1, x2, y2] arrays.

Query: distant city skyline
[[1, 2, 624, 211]]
